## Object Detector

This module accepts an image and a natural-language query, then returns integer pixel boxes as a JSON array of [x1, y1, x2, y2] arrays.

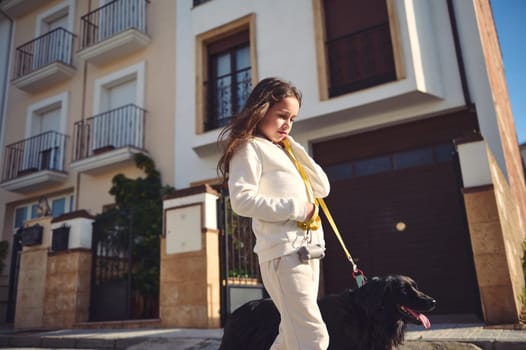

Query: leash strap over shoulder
[[282, 139, 320, 231], [282, 139, 366, 287]]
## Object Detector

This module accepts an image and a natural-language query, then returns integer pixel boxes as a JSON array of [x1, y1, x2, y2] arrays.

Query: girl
[[218, 77, 330, 350]]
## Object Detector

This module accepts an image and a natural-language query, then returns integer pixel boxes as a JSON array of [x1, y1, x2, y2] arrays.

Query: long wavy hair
[[217, 77, 302, 185]]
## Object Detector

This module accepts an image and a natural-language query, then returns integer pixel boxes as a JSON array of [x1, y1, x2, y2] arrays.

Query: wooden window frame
[[195, 14, 258, 134], [206, 31, 250, 131], [312, 0, 405, 100]]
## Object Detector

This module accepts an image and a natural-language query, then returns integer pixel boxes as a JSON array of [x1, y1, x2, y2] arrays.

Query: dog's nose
[[428, 299, 437, 309]]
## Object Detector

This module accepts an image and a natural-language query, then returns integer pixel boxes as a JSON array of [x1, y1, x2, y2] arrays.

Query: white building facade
[[172, 0, 526, 324]]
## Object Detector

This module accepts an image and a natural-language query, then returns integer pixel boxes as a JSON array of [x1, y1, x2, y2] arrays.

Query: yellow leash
[[282, 138, 366, 287]]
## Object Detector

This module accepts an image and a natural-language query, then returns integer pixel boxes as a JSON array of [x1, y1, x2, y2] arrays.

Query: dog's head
[[353, 275, 436, 328]]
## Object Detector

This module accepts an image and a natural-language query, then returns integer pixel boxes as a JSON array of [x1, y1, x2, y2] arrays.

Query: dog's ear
[[354, 277, 386, 315]]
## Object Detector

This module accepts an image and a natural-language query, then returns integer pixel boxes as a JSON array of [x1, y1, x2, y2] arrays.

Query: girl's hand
[[305, 202, 316, 221]]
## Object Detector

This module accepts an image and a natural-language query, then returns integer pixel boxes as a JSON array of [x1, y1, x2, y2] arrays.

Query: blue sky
[[492, 0, 526, 145]]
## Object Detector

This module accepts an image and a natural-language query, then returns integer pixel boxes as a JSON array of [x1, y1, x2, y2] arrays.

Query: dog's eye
[[402, 284, 416, 294]]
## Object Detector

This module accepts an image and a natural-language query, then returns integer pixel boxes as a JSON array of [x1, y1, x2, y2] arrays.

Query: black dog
[[219, 275, 436, 350]]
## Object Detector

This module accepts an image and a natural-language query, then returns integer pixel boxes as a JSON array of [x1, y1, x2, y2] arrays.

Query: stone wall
[[487, 147, 525, 319], [463, 188, 518, 323], [14, 216, 51, 328], [43, 249, 92, 328], [159, 230, 220, 328], [14, 212, 94, 329], [14, 248, 48, 328], [462, 145, 525, 324]]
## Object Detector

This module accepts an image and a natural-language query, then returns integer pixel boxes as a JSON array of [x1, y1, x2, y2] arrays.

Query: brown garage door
[[313, 114, 482, 316]]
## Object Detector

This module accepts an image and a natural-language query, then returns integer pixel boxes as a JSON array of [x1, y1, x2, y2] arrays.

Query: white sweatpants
[[260, 254, 329, 350]]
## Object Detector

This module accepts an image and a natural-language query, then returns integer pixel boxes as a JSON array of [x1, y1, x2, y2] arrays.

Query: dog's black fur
[[219, 275, 436, 350]]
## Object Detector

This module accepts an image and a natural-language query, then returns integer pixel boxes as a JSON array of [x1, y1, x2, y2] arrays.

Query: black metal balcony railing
[[205, 67, 251, 131], [326, 22, 396, 96], [80, 0, 149, 49], [73, 104, 145, 161], [2, 131, 67, 182], [13, 27, 76, 80]]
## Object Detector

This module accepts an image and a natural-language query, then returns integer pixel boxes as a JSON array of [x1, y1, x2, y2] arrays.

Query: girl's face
[[257, 97, 299, 143]]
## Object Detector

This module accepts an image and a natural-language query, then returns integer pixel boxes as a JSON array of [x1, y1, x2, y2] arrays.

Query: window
[[394, 148, 434, 170], [316, 0, 402, 98], [36, 0, 75, 35], [12, 194, 74, 229], [93, 61, 145, 114], [33, 0, 76, 69], [92, 62, 145, 151], [26, 92, 68, 138], [96, 0, 147, 41], [23, 92, 68, 172], [51, 198, 66, 217], [196, 14, 255, 134], [14, 207, 29, 229], [205, 31, 251, 131], [325, 143, 455, 182], [325, 162, 353, 181], [354, 155, 391, 177], [93, 79, 138, 151]]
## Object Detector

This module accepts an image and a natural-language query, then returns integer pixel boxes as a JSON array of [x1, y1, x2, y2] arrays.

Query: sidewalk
[[0, 328, 223, 350], [404, 322, 526, 350], [1, 323, 526, 350]]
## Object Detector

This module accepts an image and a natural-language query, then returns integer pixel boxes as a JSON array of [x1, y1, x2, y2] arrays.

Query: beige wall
[[2, 0, 176, 213], [0, 0, 177, 324], [78, 165, 145, 214], [1, 0, 177, 242], [0, 0, 83, 212]]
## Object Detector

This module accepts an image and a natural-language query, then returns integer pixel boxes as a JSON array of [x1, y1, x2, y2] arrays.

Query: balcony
[[0, 0, 47, 18], [78, 0, 151, 66], [1, 131, 68, 193], [70, 104, 147, 174], [12, 28, 76, 93]]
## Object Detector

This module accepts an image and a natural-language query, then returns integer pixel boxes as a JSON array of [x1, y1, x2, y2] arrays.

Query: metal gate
[[5, 228, 23, 323], [219, 193, 266, 325], [90, 208, 159, 321]]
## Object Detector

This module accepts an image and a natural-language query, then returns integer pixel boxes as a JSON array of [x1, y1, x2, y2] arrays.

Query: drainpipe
[[74, 0, 92, 211], [446, 0, 474, 110], [0, 9, 14, 168]]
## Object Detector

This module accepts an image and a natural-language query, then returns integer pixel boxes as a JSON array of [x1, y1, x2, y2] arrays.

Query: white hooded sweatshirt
[[228, 136, 330, 263]]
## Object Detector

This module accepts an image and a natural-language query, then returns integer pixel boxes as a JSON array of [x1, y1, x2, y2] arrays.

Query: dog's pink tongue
[[418, 313, 431, 329], [404, 306, 431, 329]]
